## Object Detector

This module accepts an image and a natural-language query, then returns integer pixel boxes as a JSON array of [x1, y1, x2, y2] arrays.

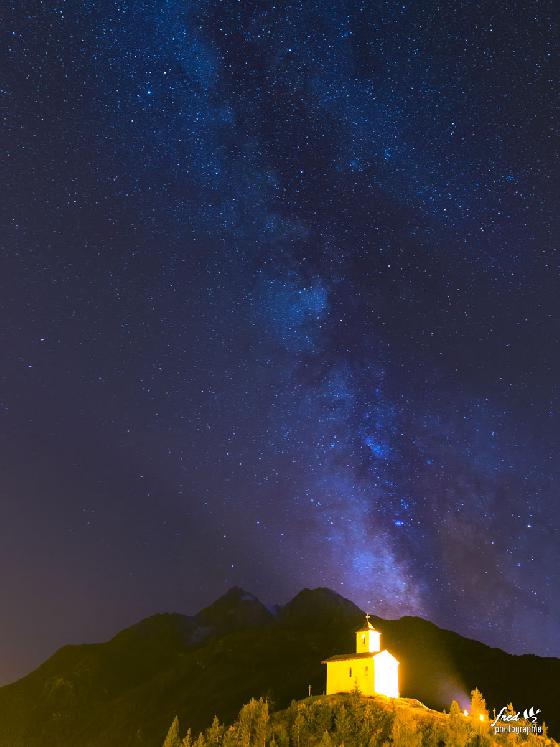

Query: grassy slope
[[264, 693, 557, 747]]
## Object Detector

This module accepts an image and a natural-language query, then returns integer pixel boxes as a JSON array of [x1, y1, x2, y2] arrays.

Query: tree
[[163, 716, 181, 747], [333, 700, 357, 745], [221, 726, 239, 747], [469, 688, 489, 722], [206, 716, 224, 746], [446, 700, 470, 747], [237, 698, 269, 747], [468, 689, 492, 746], [290, 709, 306, 747], [391, 708, 422, 747]]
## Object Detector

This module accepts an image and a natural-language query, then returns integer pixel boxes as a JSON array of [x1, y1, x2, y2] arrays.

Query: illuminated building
[[322, 615, 399, 698]]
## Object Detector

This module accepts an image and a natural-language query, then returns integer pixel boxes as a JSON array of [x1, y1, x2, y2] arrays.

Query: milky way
[[1, 0, 559, 682]]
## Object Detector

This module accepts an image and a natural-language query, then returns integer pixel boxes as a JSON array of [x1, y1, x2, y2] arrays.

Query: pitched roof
[[321, 652, 375, 663], [322, 649, 397, 664]]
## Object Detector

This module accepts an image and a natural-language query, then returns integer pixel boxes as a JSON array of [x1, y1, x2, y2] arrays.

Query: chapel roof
[[322, 651, 379, 663]]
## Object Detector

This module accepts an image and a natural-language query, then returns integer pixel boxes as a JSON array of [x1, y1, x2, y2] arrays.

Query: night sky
[[2, 0, 559, 684]]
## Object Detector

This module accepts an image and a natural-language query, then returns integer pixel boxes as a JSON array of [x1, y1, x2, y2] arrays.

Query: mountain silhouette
[[0, 587, 557, 746]]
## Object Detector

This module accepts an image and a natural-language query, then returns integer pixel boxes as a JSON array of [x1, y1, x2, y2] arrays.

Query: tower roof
[[355, 613, 377, 632]]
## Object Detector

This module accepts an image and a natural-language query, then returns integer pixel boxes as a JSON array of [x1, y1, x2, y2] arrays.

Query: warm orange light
[[479, 714, 485, 721], [463, 710, 469, 717]]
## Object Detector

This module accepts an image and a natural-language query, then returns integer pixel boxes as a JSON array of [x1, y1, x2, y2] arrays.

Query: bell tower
[[355, 614, 381, 653]]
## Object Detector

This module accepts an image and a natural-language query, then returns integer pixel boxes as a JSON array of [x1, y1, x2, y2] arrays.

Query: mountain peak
[[222, 586, 259, 601], [279, 587, 364, 627], [194, 587, 273, 632]]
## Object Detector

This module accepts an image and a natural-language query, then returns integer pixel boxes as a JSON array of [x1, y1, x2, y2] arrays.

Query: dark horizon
[[3, 0, 559, 687], [1, 582, 556, 689]]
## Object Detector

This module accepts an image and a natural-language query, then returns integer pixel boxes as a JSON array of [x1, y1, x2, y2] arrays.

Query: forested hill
[[162, 693, 558, 747]]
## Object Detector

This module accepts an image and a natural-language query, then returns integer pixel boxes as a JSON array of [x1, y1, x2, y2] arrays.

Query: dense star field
[[2, 0, 559, 683]]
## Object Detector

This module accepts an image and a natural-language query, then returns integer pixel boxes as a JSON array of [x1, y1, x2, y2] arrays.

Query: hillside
[[0, 587, 558, 746], [163, 692, 558, 746]]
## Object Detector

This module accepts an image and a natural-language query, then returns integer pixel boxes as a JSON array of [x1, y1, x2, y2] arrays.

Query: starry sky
[[2, 0, 559, 684]]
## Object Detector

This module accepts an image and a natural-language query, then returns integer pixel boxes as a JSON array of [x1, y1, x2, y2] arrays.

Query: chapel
[[322, 615, 399, 698]]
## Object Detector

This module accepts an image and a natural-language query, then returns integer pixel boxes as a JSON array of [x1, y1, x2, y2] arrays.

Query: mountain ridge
[[0, 586, 557, 746]]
